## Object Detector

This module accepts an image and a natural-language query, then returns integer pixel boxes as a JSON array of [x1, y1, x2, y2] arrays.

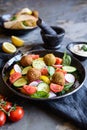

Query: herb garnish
[[62, 52, 71, 66], [81, 45, 87, 51]]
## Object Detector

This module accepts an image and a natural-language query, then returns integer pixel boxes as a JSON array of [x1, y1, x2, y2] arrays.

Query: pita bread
[[4, 8, 38, 29], [10, 21, 36, 29], [4, 21, 17, 29], [16, 14, 38, 22]]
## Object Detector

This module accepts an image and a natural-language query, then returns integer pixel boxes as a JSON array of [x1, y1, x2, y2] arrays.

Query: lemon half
[[11, 36, 24, 47], [2, 42, 17, 54]]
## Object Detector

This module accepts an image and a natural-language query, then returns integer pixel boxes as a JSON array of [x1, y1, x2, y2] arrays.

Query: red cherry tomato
[[28, 54, 39, 60], [23, 85, 37, 95], [9, 72, 22, 84], [0, 110, 6, 126], [41, 68, 48, 75], [9, 106, 24, 122], [50, 83, 64, 93], [1, 101, 12, 112], [53, 64, 62, 69], [56, 68, 67, 75], [55, 57, 62, 65]]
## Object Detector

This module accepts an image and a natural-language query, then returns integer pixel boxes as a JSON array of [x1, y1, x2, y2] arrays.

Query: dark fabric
[[46, 86, 87, 130]]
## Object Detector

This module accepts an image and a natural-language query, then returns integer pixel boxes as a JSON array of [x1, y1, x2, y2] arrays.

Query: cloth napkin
[[46, 85, 87, 130], [0, 44, 87, 130]]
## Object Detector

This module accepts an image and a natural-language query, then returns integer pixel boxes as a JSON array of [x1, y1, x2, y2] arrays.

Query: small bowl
[[67, 42, 87, 61], [41, 26, 65, 50]]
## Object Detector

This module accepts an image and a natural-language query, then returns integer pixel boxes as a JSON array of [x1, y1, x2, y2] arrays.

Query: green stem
[[7, 104, 16, 116], [0, 106, 8, 115]]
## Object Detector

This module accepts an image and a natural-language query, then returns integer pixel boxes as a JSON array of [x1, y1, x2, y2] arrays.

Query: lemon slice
[[11, 36, 24, 47], [2, 42, 17, 54]]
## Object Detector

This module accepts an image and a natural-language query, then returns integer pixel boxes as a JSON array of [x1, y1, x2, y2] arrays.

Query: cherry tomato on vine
[[1, 101, 12, 112], [9, 106, 24, 122], [0, 110, 6, 126]]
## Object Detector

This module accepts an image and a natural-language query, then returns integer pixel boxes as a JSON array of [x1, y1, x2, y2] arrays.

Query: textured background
[[0, 0, 87, 130]]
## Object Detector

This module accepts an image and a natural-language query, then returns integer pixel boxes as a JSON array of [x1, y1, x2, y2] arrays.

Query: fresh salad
[[8, 52, 80, 99]]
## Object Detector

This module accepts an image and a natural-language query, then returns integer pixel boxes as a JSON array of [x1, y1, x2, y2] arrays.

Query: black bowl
[[67, 42, 87, 61], [41, 26, 65, 50], [2, 50, 86, 101], [0, 14, 37, 36]]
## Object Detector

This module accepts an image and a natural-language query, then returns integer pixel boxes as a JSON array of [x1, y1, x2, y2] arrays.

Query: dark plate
[[67, 42, 87, 61], [2, 50, 86, 101], [0, 14, 37, 36]]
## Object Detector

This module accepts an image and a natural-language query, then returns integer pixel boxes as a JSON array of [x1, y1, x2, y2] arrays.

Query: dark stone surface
[[0, 0, 87, 130]]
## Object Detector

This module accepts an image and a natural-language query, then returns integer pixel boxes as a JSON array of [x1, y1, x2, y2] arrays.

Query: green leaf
[[61, 90, 66, 94], [81, 45, 87, 51], [11, 16, 17, 21], [31, 91, 49, 98], [64, 83, 73, 91], [62, 52, 71, 66]]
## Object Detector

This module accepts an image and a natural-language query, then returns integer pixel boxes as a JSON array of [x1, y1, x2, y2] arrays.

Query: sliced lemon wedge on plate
[[2, 42, 17, 54], [11, 36, 24, 47]]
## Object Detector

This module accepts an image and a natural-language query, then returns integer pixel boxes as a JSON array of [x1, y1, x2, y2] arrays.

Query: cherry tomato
[[56, 68, 67, 75], [1, 101, 12, 112], [28, 54, 39, 60], [0, 110, 6, 126], [19, 88, 27, 94], [9, 72, 22, 84], [23, 85, 37, 95], [53, 64, 62, 69], [41, 68, 48, 75], [9, 106, 24, 122], [50, 83, 64, 93], [55, 57, 62, 65]]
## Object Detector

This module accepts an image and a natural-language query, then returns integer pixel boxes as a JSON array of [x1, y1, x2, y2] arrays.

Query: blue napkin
[[46, 85, 87, 130]]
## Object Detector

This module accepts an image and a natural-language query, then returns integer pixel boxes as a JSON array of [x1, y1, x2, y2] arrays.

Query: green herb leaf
[[11, 16, 17, 21], [81, 45, 87, 51], [31, 91, 49, 98], [64, 82, 73, 91], [62, 52, 71, 66]]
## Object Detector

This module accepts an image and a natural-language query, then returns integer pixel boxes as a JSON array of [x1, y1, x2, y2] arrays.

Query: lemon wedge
[[2, 42, 17, 54], [11, 36, 24, 47]]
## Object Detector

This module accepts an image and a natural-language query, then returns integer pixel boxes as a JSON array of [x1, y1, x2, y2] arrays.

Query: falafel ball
[[44, 53, 56, 66], [27, 68, 41, 82], [52, 71, 65, 86], [20, 55, 32, 66]]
